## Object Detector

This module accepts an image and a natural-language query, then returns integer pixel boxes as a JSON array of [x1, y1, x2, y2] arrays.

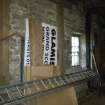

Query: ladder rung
[[33, 82, 41, 92], [40, 80, 49, 90], [25, 84, 32, 94], [58, 77, 66, 85], [5, 88, 12, 100], [63, 76, 70, 83], [47, 79, 55, 88], [53, 78, 61, 86], [0, 95, 4, 103], [16, 86, 23, 97]]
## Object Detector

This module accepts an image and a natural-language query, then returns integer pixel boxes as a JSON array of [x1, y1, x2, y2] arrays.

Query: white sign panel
[[42, 23, 57, 66], [24, 18, 30, 66]]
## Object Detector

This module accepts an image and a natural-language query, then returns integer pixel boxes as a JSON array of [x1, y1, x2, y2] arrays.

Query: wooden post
[[36, 87, 78, 105], [56, 0, 65, 74], [85, 10, 91, 70], [0, 0, 10, 85], [28, 18, 43, 80], [29, 18, 42, 67]]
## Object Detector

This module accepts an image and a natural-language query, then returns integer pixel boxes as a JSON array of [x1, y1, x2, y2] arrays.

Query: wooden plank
[[0, 32, 23, 42], [36, 86, 78, 105], [0, 0, 10, 85], [56, 1, 65, 74], [26, 18, 43, 80], [31, 65, 61, 80], [29, 18, 43, 67], [0, 0, 10, 39], [0, 0, 3, 35], [25, 86, 78, 105]]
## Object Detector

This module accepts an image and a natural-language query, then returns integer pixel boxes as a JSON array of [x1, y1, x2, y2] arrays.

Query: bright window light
[[71, 36, 80, 66]]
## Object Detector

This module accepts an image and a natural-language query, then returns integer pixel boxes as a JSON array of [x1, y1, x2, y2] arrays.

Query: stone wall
[[64, 2, 86, 72], [10, 0, 57, 35], [9, 35, 22, 84], [9, 0, 57, 84], [9, 0, 87, 95]]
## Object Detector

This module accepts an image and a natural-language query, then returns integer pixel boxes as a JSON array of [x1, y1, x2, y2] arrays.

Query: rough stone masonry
[[9, 0, 87, 96]]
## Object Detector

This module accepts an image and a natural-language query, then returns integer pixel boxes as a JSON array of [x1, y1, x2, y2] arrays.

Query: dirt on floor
[[79, 92, 105, 105]]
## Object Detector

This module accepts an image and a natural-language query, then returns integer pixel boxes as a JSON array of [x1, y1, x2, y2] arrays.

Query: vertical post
[[0, 0, 10, 85], [85, 10, 91, 70], [29, 18, 42, 80], [56, 0, 65, 74], [29, 18, 42, 67]]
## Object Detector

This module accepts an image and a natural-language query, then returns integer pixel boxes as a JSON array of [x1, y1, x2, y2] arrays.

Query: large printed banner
[[42, 23, 57, 66]]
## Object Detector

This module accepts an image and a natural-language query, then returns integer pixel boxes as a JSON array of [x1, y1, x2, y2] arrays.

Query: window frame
[[71, 35, 80, 66]]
